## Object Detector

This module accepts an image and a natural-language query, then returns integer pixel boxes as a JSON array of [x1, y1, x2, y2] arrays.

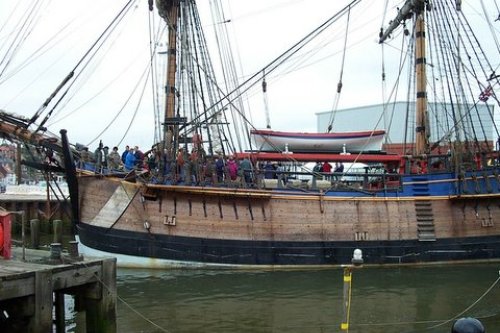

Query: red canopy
[[234, 152, 403, 164]]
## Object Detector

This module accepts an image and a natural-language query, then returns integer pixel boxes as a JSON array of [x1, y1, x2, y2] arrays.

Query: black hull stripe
[[77, 223, 500, 266]]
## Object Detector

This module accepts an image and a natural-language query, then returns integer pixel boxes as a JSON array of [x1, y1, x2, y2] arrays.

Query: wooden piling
[[54, 292, 65, 333], [0, 195, 70, 229], [81, 258, 117, 332], [33, 270, 53, 332], [53, 219, 63, 244], [30, 219, 40, 249]]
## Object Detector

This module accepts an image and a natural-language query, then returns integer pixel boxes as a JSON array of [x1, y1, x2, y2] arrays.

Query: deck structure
[[0, 252, 116, 332]]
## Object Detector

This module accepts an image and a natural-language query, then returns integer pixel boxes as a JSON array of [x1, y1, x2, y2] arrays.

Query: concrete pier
[[0, 250, 116, 332]]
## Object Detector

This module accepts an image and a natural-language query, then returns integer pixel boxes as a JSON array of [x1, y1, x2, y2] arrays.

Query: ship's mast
[[380, 0, 429, 155], [164, 0, 180, 153]]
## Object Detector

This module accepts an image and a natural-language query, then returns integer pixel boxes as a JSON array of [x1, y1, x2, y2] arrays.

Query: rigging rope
[[380, 0, 390, 143], [35, 1, 139, 136], [481, 0, 500, 55], [167, 0, 364, 164], [425, 273, 500, 330], [431, 1, 499, 155], [0, 0, 45, 79], [201, 0, 362, 133], [89, 62, 152, 148], [326, 5, 351, 133], [207, 0, 249, 152], [148, 2, 162, 144], [29, 0, 136, 128]]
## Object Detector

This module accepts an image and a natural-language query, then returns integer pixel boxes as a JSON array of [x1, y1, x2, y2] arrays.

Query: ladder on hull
[[415, 200, 436, 241]]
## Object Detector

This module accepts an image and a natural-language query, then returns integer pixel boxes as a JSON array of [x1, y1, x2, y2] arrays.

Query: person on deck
[[313, 161, 323, 173], [176, 148, 185, 182], [94, 142, 104, 170], [121, 145, 130, 164], [333, 162, 344, 180], [102, 146, 109, 168], [189, 147, 201, 184], [125, 147, 137, 171], [322, 161, 332, 173], [80, 147, 92, 165], [239, 156, 253, 184], [203, 157, 216, 185], [134, 146, 144, 170], [215, 154, 225, 183], [264, 161, 275, 179], [146, 147, 158, 172], [107, 146, 123, 170], [226, 156, 238, 181]]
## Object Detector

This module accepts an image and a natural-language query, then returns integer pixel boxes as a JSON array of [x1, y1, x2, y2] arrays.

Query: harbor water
[[107, 263, 500, 333]]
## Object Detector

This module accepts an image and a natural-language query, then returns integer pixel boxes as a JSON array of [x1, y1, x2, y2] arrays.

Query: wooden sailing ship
[[2, 0, 500, 268]]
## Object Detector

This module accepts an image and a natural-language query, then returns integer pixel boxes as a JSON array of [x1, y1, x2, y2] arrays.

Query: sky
[[0, 0, 499, 151]]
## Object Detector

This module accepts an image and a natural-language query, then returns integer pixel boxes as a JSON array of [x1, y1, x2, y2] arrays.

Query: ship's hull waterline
[[76, 176, 500, 268]]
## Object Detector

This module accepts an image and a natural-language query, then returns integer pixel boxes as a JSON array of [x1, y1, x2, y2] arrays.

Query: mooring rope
[[425, 271, 500, 330], [76, 258, 172, 333], [61, 258, 500, 333]]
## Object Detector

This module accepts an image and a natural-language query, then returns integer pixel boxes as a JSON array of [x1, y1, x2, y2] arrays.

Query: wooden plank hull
[[76, 176, 500, 267]]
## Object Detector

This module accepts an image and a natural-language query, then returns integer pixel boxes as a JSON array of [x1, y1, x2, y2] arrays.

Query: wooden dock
[[0, 249, 116, 332], [0, 192, 69, 224]]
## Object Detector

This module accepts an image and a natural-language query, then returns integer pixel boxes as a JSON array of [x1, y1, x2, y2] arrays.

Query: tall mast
[[414, 12, 429, 155], [164, 1, 179, 139], [156, 0, 181, 155], [380, 0, 429, 155]]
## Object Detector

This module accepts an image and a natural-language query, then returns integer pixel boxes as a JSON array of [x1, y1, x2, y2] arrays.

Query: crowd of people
[[77, 143, 153, 173], [77, 142, 353, 187], [76, 142, 259, 186], [313, 161, 344, 174]]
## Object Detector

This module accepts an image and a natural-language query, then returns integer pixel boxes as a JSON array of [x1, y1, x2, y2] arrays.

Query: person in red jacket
[[322, 161, 332, 173]]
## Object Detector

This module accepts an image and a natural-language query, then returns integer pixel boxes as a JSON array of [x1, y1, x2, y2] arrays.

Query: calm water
[[12, 234, 499, 331], [110, 264, 500, 333]]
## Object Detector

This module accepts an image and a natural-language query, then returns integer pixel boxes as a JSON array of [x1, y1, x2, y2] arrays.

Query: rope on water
[[426, 270, 500, 330]]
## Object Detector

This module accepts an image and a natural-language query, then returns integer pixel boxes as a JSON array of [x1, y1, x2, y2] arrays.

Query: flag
[[479, 85, 493, 102]]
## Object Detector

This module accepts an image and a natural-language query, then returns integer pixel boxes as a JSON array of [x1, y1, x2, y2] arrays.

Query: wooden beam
[[31, 270, 53, 332]]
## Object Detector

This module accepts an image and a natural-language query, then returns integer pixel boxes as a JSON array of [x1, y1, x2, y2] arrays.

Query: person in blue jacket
[[121, 145, 130, 164], [125, 147, 137, 171]]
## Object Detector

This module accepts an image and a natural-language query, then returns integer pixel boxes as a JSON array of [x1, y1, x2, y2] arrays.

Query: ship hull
[[76, 174, 500, 268], [77, 222, 500, 268]]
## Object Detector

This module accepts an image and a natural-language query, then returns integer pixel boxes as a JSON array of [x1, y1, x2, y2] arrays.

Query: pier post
[[21, 211, 26, 260], [53, 219, 63, 244], [68, 240, 82, 260], [30, 218, 40, 249], [74, 258, 117, 333], [87, 258, 117, 332], [21, 202, 29, 222], [29, 270, 53, 332], [74, 296, 87, 333], [54, 292, 65, 333], [340, 266, 352, 331], [340, 249, 364, 331], [50, 243, 63, 264]]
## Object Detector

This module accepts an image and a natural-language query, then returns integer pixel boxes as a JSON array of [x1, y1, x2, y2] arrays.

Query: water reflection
[[113, 264, 500, 333]]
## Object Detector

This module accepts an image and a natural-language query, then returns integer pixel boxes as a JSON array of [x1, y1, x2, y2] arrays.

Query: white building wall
[[316, 101, 497, 145]]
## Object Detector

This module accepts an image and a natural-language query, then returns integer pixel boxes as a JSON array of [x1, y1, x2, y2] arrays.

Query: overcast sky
[[0, 0, 499, 150]]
